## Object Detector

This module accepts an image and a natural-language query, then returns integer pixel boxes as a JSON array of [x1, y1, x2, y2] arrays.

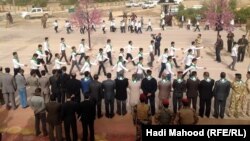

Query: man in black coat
[[153, 33, 162, 56], [66, 72, 82, 103], [141, 70, 157, 115], [60, 66, 70, 103], [45, 95, 63, 141], [102, 73, 116, 118], [49, 69, 61, 103], [198, 72, 214, 118], [213, 72, 231, 119], [78, 95, 96, 141], [61, 94, 78, 141], [115, 74, 129, 116], [172, 71, 186, 113], [186, 71, 200, 111], [89, 74, 103, 118]]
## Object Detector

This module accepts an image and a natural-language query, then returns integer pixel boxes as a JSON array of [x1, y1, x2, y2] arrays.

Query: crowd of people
[[1, 13, 250, 141]]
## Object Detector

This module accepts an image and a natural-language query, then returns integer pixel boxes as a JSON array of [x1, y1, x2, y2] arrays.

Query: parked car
[[125, 1, 140, 7], [21, 7, 52, 19], [142, 1, 157, 9]]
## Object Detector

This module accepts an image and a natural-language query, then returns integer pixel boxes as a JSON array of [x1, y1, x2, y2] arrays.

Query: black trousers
[[45, 51, 53, 64], [182, 65, 190, 78], [37, 59, 48, 73], [172, 95, 183, 113], [91, 98, 102, 117], [107, 52, 113, 66], [194, 25, 200, 32], [64, 120, 78, 141], [105, 99, 114, 117], [35, 112, 47, 136], [126, 53, 136, 65], [154, 45, 160, 56], [54, 26, 58, 33], [60, 88, 67, 104], [31, 69, 41, 78], [158, 63, 166, 78], [60, 50, 69, 63], [102, 27, 106, 34], [187, 96, 197, 111], [69, 61, 80, 74], [237, 47, 246, 62], [98, 61, 106, 76], [116, 99, 127, 116], [145, 95, 155, 115], [14, 68, 21, 76], [146, 26, 152, 31], [80, 27, 86, 34], [78, 53, 85, 64], [81, 120, 94, 141], [173, 58, 179, 67], [214, 99, 226, 118], [227, 39, 233, 53], [215, 47, 221, 62], [52, 92, 61, 103], [137, 27, 142, 33], [199, 98, 211, 117], [48, 123, 62, 141]]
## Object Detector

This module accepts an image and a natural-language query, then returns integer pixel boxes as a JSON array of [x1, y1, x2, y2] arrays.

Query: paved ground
[[0, 15, 250, 141]]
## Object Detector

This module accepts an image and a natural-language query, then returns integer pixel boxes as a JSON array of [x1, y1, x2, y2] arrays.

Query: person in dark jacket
[[115, 74, 129, 116], [66, 72, 82, 103], [198, 72, 214, 118], [215, 35, 223, 63], [60, 66, 70, 103], [45, 95, 62, 141], [172, 71, 186, 113], [49, 69, 61, 103], [141, 70, 157, 115], [102, 73, 116, 118], [186, 71, 200, 111], [153, 33, 162, 56], [89, 74, 103, 118], [213, 72, 231, 119], [78, 95, 96, 141], [61, 94, 78, 141]]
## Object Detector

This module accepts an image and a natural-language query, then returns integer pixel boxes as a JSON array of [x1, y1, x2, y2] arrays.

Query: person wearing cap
[[228, 73, 246, 118], [198, 72, 214, 118], [243, 71, 250, 116], [141, 70, 157, 115], [174, 98, 199, 125], [155, 99, 174, 125], [213, 72, 231, 119], [30, 88, 48, 136], [158, 73, 171, 109], [186, 71, 200, 111], [172, 71, 186, 113], [134, 94, 151, 141], [115, 73, 129, 116]]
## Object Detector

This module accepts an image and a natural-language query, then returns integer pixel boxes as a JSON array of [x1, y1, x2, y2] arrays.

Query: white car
[[142, 1, 157, 9], [21, 7, 52, 19], [125, 1, 140, 7]]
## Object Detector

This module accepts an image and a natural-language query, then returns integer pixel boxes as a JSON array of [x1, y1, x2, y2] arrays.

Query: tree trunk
[[87, 11, 91, 49]]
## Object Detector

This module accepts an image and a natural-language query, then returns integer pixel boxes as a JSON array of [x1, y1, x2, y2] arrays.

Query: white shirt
[[184, 54, 196, 66], [169, 46, 180, 56], [126, 44, 136, 54], [184, 45, 203, 55], [183, 63, 205, 74], [13, 58, 24, 69], [78, 43, 89, 53], [148, 21, 151, 26], [54, 58, 66, 69], [119, 53, 128, 62], [96, 53, 109, 62], [43, 41, 49, 51], [60, 42, 69, 51], [196, 22, 200, 25], [231, 45, 238, 57], [104, 44, 112, 53], [137, 22, 141, 28], [158, 53, 168, 63], [121, 22, 125, 27], [80, 61, 96, 73], [161, 20, 165, 25], [30, 59, 41, 70], [149, 44, 154, 53], [131, 21, 134, 26], [136, 63, 150, 74], [71, 52, 77, 61], [53, 22, 58, 27], [113, 61, 128, 72], [188, 19, 191, 25], [36, 50, 46, 59], [65, 22, 70, 28], [102, 23, 106, 28], [164, 62, 174, 75]]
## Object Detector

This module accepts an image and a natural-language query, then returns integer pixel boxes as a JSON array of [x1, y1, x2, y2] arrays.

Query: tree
[[203, 0, 234, 35], [70, 0, 102, 48], [229, 0, 237, 12]]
